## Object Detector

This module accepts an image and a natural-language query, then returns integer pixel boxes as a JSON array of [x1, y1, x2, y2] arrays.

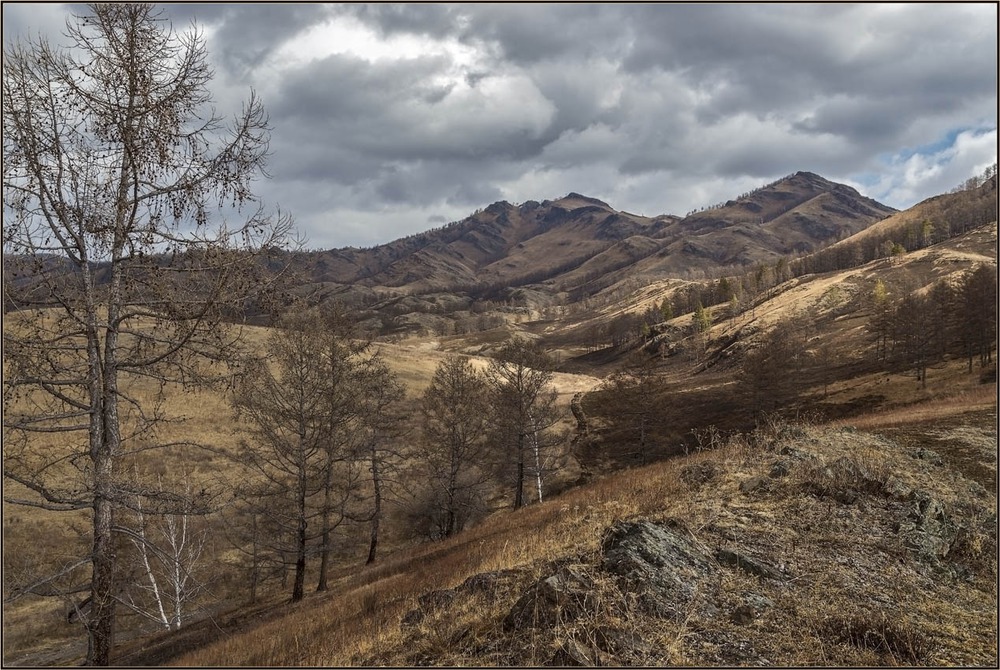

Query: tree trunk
[[530, 417, 543, 504], [445, 456, 459, 537], [514, 432, 525, 509], [366, 447, 382, 565], [292, 446, 308, 602], [316, 461, 333, 593], [87, 492, 117, 666], [88, 260, 125, 666]]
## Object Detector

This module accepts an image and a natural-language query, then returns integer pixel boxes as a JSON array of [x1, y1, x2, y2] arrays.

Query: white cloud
[[872, 128, 998, 208]]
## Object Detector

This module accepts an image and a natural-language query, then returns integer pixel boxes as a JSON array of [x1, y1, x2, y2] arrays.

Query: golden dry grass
[[165, 408, 996, 666]]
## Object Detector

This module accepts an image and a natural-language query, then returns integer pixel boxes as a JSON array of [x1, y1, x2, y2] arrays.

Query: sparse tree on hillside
[[2, 4, 290, 663], [308, 307, 369, 589], [659, 299, 674, 322], [485, 339, 560, 509], [351, 351, 406, 566], [890, 292, 936, 388], [728, 294, 741, 327], [596, 352, 670, 464], [868, 279, 892, 362], [692, 302, 712, 356], [960, 264, 998, 372], [738, 319, 809, 417], [693, 302, 711, 335], [233, 315, 329, 603], [232, 307, 361, 602], [417, 356, 492, 538]]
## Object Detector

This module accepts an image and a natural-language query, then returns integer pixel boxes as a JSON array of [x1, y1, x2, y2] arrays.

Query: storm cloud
[[3, 3, 996, 248]]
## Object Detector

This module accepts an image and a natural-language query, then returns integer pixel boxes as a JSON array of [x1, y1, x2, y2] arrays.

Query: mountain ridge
[[293, 171, 896, 301]]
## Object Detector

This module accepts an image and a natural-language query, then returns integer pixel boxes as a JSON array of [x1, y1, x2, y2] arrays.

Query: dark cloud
[[3, 3, 996, 249], [197, 4, 336, 81], [338, 4, 462, 41]]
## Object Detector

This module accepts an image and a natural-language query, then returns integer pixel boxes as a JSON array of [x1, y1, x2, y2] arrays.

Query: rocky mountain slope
[[288, 172, 895, 304]]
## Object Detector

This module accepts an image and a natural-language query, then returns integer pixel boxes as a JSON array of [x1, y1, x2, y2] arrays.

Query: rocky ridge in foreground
[[367, 415, 997, 667]]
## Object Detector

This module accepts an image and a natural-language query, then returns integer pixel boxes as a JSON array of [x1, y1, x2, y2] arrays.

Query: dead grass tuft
[[820, 612, 933, 665]]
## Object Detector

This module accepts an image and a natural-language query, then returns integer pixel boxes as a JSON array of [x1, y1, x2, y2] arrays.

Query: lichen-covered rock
[[600, 519, 717, 619], [897, 491, 959, 562], [714, 548, 786, 581], [503, 564, 595, 631]]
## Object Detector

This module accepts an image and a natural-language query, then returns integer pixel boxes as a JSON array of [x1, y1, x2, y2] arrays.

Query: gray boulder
[[600, 519, 717, 619], [503, 564, 595, 631]]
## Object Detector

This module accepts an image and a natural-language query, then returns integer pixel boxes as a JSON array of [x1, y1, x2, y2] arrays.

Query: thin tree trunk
[[529, 414, 543, 504], [292, 437, 308, 602], [445, 453, 459, 537], [366, 442, 382, 565], [316, 459, 333, 593], [514, 432, 525, 509], [132, 505, 170, 629]]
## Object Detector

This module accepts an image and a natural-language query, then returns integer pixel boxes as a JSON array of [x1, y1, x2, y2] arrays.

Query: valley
[[3, 168, 996, 667]]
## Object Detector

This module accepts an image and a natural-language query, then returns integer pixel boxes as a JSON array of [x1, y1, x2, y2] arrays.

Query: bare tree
[[890, 292, 936, 388], [232, 308, 355, 603], [867, 279, 892, 362], [417, 356, 492, 538], [308, 307, 368, 590], [120, 471, 208, 630], [351, 350, 406, 566], [485, 339, 560, 509], [738, 319, 808, 417], [2, 4, 290, 663], [960, 264, 998, 372], [596, 351, 670, 464]]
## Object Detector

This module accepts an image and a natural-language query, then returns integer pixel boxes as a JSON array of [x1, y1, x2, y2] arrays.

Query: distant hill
[[292, 193, 678, 295], [284, 172, 896, 315]]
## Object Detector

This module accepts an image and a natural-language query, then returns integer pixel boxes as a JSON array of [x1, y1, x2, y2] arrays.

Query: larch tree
[[868, 279, 892, 362], [889, 291, 936, 388], [596, 351, 670, 464], [2, 4, 290, 664], [309, 307, 368, 590], [738, 318, 808, 418], [232, 309, 335, 603], [960, 264, 998, 372], [351, 350, 406, 566], [418, 356, 492, 538], [485, 339, 560, 509]]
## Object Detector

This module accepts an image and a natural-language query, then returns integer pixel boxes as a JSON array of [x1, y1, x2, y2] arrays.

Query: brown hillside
[[281, 173, 894, 317], [621, 172, 896, 278], [143, 409, 996, 667]]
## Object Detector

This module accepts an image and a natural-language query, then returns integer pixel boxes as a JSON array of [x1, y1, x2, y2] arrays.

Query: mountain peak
[[553, 193, 613, 210]]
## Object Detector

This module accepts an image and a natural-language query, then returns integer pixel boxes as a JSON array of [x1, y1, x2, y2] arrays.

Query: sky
[[3, 3, 997, 250]]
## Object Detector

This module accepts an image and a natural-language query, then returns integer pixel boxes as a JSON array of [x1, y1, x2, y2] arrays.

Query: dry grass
[[826, 383, 997, 430], [5, 279, 996, 665], [166, 410, 996, 667]]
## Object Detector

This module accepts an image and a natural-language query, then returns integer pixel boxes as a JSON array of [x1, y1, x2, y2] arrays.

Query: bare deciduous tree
[[351, 351, 406, 565], [485, 339, 560, 509], [738, 319, 808, 417], [417, 356, 492, 538], [596, 351, 670, 464], [960, 264, 998, 372], [120, 471, 208, 630], [232, 308, 349, 603], [2, 4, 290, 663]]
